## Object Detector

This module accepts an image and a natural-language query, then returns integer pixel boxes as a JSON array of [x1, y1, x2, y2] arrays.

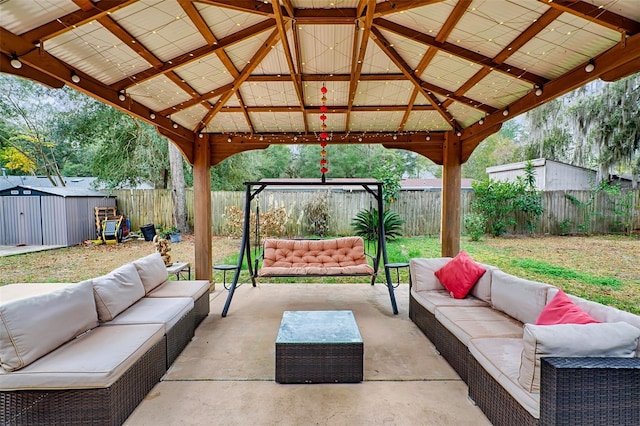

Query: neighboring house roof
[[0, 175, 153, 191]]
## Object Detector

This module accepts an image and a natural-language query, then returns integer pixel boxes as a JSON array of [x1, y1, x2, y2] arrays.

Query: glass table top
[[276, 310, 362, 344]]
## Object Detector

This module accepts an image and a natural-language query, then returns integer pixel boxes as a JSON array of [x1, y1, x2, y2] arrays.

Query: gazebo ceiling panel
[[127, 75, 192, 111], [239, 81, 299, 107], [0, 0, 78, 34], [171, 103, 209, 130], [349, 111, 405, 133], [251, 43, 294, 75], [221, 93, 241, 108], [403, 110, 452, 132], [112, 0, 205, 63], [381, 2, 453, 36], [360, 39, 403, 75], [377, 30, 430, 72], [507, 18, 621, 80], [174, 53, 234, 94], [196, 4, 268, 40], [422, 51, 484, 94], [447, 1, 548, 59], [45, 24, 152, 85], [307, 112, 347, 132], [464, 71, 532, 109], [352, 80, 414, 106], [304, 81, 350, 107], [446, 102, 486, 128], [298, 24, 354, 75], [292, 0, 361, 8], [250, 112, 305, 133], [206, 112, 252, 133], [225, 30, 274, 73]]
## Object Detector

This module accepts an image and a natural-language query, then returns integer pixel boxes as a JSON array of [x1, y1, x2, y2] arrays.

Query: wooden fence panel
[[111, 188, 639, 237]]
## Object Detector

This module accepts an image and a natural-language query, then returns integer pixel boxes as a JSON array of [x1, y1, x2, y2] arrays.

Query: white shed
[[486, 159, 596, 191]]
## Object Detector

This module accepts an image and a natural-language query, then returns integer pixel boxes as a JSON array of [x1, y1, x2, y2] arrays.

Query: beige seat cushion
[[518, 322, 640, 393], [469, 337, 540, 419], [0, 283, 73, 303], [410, 288, 489, 314], [102, 297, 193, 332], [0, 281, 98, 372], [147, 280, 209, 301], [0, 324, 164, 390], [491, 270, 555, 324], [435, 306, 523, 345], [134, 253, 169, 294], [91, 263, 146, 322]]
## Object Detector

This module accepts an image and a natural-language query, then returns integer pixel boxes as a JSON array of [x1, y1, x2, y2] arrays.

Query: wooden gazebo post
[[193, 134, 212, 283], [441, 132, 462, 258]]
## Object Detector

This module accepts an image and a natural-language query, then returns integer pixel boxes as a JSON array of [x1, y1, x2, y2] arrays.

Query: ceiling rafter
[[369, 27, 459, 130], [179, 0, 254, 132], [272, 0, 308, 133], [111, 19, 275, 91], [374, 0, 448, 17], [199, 27, 282, 132], [20, 0, 137, 46], [159, 83, 234, 116], [346, 0, 376, 132], [97, 15, 162, 68], [0, 26, 195, 160], [198, 0, 274, 17], [373, 18, 548, 87], [220, 104, 436, 113], [399, 0, 470, 131], [538, 0, 640, 35]]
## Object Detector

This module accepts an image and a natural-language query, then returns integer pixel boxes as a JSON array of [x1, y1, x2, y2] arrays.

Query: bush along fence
[[111, 187, 640, 238]]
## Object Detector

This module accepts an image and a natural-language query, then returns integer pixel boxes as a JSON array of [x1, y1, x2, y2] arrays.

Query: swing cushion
[[259, 237, 375, 277]]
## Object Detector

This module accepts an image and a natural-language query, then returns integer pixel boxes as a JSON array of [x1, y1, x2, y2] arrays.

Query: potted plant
[[159, 226, 181, 243]]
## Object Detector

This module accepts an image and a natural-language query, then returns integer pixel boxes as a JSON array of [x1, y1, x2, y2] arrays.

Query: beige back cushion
[[0, 280, 98, 371], [491, 270, 555, 324], [468, 263, 496, 303], [518, 322, 640, 393], [134, 253, 169, 293], [92, 263, 145, 322], [409, 258, 451, 292]]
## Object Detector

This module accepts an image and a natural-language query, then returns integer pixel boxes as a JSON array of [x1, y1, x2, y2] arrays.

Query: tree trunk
[[168, 140, 191, 233]]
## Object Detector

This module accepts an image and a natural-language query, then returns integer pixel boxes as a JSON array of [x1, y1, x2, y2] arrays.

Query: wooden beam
[[539, 0, 640, 35], [218, 104, 436, 113], [0, 27, 195, 162], [200, 28, 282, 130], [462, 31, 640, 141], [600, 57, 640, 82], [0, 55, 64, 88], [111, 19, 275, 91], [179, 0, 217, 46], [159, 83, 233, 117], [441, 132, 461, 257], [373, 18, 548, 87], [347, 0, 376, 130], [97, 15, 163, 68], [21, 0, 137, 44], [293, 9, 358, 25], [193, 134, 212, 283], [197, 0, 274, 17], [374, 0, 447, 17]]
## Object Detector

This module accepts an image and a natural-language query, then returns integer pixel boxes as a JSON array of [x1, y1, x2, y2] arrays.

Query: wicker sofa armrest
[[540, 357, 640, 426]]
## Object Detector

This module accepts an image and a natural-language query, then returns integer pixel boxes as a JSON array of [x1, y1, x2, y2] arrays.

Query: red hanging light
[[319, 83, 329, 180]]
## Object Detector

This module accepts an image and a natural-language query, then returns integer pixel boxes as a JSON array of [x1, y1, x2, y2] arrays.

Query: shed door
[[2, 196, 43, 246]]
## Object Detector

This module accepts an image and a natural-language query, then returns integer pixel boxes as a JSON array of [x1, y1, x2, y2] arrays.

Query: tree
[[463, 132, 522, 180], [168, 141, 190, 233]]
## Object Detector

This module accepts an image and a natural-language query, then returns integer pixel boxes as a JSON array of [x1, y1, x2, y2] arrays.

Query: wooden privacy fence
[[111, 188, 640, 237]]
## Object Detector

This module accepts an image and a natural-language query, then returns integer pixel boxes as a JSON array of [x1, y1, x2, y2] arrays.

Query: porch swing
[[221, 178, 399, 317]]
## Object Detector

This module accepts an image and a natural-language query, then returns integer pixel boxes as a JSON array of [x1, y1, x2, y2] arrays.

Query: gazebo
[[2, 0, 638, 282]]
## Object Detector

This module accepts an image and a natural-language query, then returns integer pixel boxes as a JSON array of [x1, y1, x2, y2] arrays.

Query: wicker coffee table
[[275, 310, 363, 384]]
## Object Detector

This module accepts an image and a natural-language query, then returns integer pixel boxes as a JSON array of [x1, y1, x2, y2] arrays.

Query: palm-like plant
[[351, 208, 404, 242]]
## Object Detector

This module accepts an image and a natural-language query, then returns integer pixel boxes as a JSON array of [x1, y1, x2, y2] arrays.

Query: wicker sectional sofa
[[409, 257, 640, 426], [0, 253, 210, 425]]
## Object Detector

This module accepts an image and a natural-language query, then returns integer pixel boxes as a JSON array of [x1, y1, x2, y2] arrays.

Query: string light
[[319, 83, 329, 180]]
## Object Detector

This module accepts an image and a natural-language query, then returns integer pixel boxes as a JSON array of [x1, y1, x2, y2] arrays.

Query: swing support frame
[[221, 178, 399, 317]]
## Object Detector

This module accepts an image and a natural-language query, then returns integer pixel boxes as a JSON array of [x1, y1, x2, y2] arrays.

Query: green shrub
[[351, 208, 404, 242], [464, 213, 486, 241]]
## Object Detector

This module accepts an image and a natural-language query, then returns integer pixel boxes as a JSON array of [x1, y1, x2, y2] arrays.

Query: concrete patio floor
[[125, 283, 491, 426]]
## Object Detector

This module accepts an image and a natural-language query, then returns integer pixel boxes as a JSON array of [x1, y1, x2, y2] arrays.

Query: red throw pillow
[[536, 289, 600, 325], [434, 250, 486, 299]]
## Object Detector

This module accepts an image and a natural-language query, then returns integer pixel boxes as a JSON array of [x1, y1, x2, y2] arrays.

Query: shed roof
[[0, 184, 112, 197]]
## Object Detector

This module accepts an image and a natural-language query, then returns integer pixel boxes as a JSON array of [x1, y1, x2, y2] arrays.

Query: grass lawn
[[1, 234, 638, 314]]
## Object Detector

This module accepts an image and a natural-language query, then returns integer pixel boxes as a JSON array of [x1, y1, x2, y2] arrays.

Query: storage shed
[[0, 185, 116, 246], [486, 158, 597, 191]]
